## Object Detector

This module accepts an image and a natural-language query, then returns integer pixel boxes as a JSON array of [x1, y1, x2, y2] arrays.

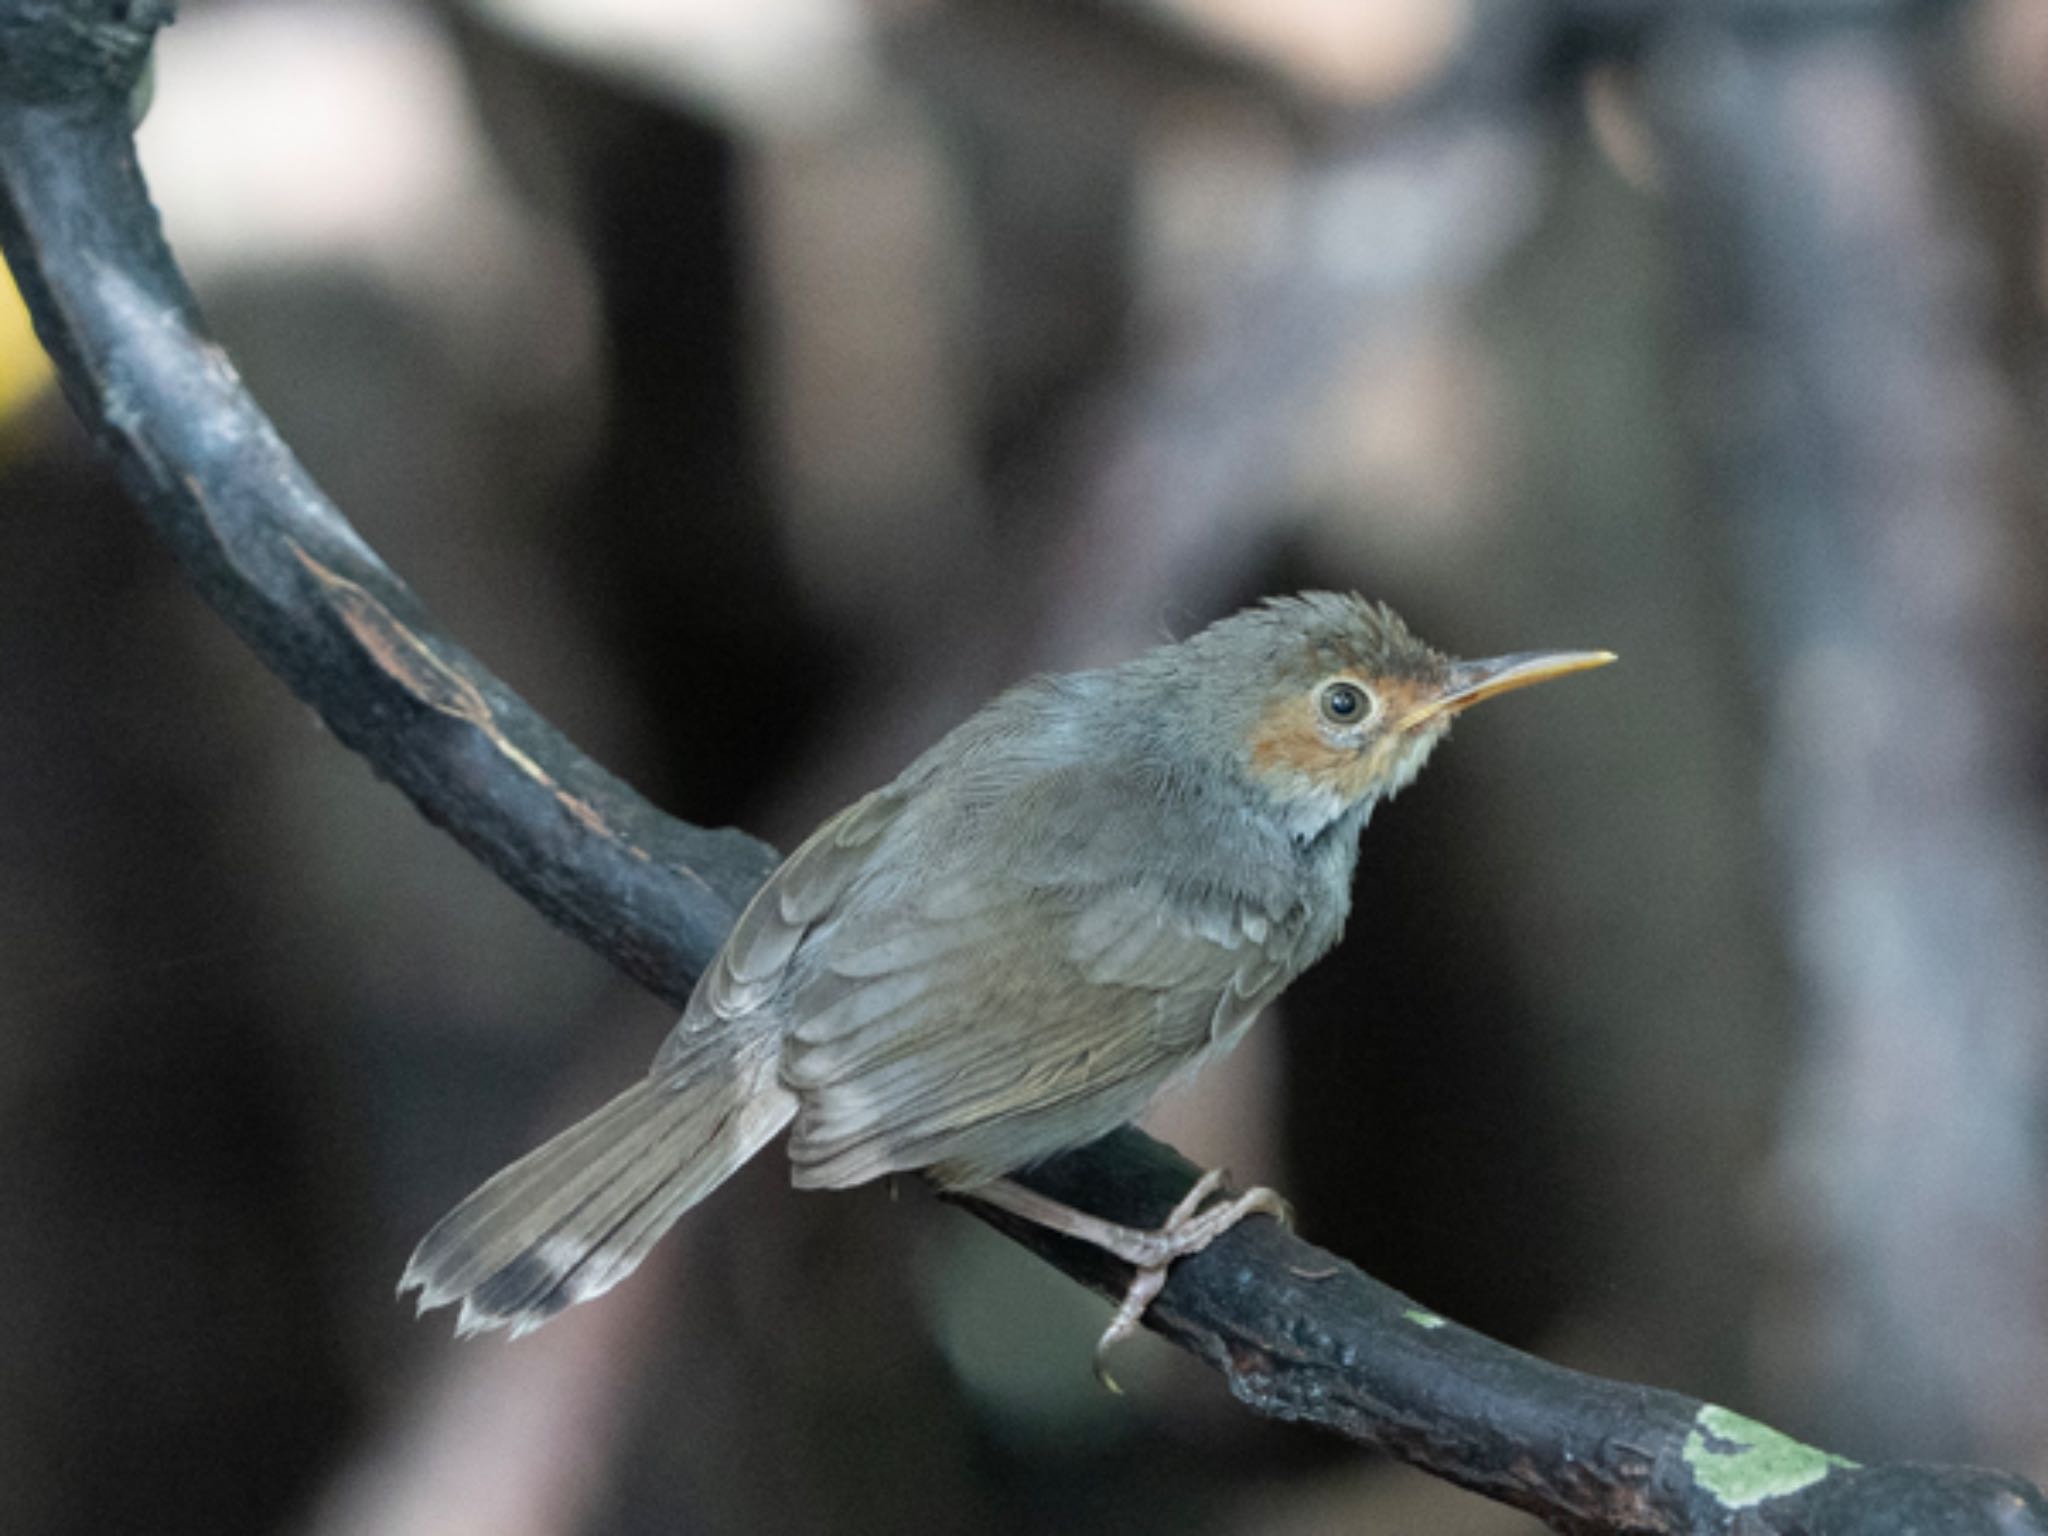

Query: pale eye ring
[[1318, 680, 1374, 727]]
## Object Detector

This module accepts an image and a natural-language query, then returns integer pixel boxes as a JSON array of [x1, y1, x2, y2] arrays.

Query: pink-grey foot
[[971, 1168, 1294, 1389]]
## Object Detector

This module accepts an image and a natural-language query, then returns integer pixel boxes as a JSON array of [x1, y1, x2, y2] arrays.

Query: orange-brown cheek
[[1248, 697, 1339, 776], [1245, 673, 1441, 802], [1246, 693, 1377, 800]]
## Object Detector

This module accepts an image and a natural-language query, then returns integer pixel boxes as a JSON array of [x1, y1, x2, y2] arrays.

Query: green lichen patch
[[1401, 1308, 1447, 1330], [1684, 1404, 1856, 1509]]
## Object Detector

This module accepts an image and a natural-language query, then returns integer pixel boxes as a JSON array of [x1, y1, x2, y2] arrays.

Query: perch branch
[[0, 2, 2039, 1532]]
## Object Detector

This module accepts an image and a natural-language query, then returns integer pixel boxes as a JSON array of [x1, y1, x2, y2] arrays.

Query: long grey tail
[[401, 1029, 795, 1337]]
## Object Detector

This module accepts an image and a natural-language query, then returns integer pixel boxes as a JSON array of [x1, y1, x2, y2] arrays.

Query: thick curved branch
[[0, 22, 773, 1011], [0, 4, 2041, 1534]]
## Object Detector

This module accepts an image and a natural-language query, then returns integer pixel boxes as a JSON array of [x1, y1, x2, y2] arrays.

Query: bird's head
[[1160, 593, 1614, 841]]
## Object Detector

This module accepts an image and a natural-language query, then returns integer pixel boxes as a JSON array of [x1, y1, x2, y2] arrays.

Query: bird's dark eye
[[1319, 681, 1371, 726]]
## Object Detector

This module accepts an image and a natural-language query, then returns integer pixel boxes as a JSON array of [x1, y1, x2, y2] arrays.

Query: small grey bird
[[403, 593, 1611, 1367]]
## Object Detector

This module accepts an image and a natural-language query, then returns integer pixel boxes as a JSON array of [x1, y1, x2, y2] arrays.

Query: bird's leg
[[969, 1169, 1293, 1387]]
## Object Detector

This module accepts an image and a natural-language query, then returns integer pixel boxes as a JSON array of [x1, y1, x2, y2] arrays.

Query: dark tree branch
[[0, 14, 774, 1011], [0, 2, 2040, 1532], [975, 1130, 2048, 1535]]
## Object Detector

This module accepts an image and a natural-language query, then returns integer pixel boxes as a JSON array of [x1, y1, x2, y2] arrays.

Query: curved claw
[[1093, 1263, 1170, 1392]]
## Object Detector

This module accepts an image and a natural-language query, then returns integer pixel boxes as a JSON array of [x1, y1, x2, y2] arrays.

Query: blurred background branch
[[1, 0, 2046, 1533], [1645, 15, 2048, 1463]]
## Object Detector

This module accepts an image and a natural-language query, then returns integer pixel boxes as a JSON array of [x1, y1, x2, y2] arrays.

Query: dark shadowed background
[[2, 0, 2046, 1532]]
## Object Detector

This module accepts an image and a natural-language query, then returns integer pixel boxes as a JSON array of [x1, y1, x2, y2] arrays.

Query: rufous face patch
[[1245, 671, 1441, 804]]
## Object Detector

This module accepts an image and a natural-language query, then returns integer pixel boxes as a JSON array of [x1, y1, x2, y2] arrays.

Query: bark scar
[[292, 544, 491, 719], [291, 543, 562, 796]]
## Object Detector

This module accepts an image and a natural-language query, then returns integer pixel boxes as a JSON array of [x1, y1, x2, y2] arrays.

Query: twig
[[0, 3, 2041, 1531]]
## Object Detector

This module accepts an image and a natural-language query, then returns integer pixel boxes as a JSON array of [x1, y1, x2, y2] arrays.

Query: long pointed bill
[[1398, 649, 1616, 731]]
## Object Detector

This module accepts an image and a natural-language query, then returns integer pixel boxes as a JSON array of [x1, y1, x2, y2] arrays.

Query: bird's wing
[[652, 788, 906, 1076], [781, 859, 1309, 1190]]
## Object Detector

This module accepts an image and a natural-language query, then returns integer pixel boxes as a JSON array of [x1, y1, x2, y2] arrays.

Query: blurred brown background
[[3, 0, 2047, 1531]]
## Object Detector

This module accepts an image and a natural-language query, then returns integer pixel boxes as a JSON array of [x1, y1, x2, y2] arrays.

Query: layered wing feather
[[653, 787, 907, 1072], [656, 695, 1337, 1195], [781, 815, 1319, 1189]]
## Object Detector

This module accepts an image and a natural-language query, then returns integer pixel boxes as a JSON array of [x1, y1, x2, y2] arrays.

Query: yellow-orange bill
[[1400, 649, 1616, 729]]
